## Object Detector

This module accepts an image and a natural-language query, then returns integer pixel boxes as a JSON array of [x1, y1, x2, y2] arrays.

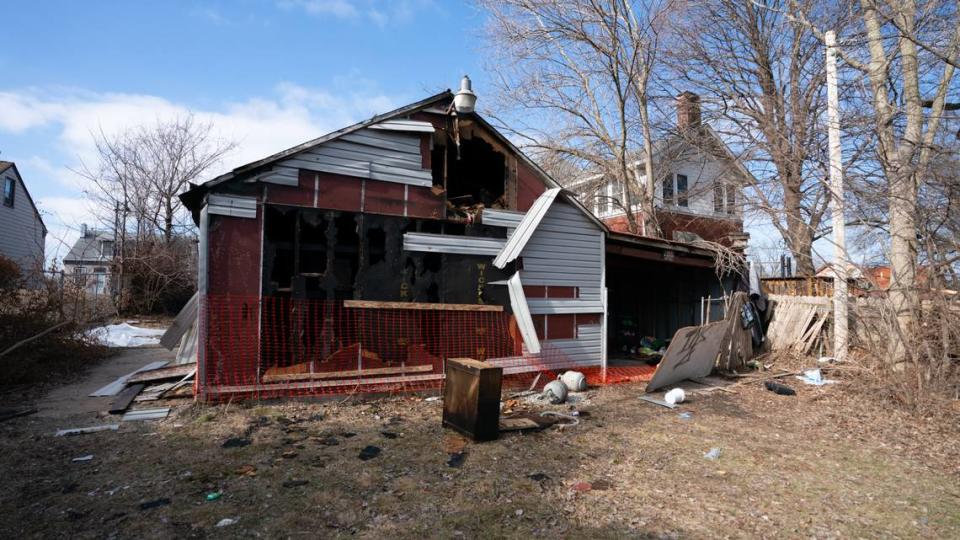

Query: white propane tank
[[559, 371, 587, 392], [664, 388, 686, 405], [543, 380, 568, 404]]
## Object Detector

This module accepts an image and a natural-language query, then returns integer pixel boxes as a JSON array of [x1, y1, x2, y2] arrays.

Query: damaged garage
[[180, 78, 735, 400]]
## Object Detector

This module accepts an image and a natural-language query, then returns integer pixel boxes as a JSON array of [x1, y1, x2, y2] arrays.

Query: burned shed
[[181, 80, 610, 400]]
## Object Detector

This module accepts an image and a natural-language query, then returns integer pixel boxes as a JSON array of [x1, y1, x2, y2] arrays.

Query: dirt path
[[35, 346, 176, 419], [1, 361, 958, 539]]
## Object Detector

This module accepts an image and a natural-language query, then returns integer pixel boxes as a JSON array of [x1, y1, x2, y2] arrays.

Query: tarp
[[89, 323, 166, 348]]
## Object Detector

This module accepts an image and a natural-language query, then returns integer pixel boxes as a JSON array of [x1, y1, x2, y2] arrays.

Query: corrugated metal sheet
[[493, 188, 561, 268], [482, 208, 524, 231], [279, 127, 432, 188], [368, 119, 436, 133], [402, 232, 505, 256], [207, 194, 257, 219], [245, 166, 299, 186]]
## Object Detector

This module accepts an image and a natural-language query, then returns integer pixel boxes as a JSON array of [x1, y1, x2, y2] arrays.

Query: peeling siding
[[279, 128, 433, 188], [403, 232, 506, 256]]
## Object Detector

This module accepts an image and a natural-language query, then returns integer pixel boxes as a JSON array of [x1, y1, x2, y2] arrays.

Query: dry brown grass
[[1, 364, 958, 539]]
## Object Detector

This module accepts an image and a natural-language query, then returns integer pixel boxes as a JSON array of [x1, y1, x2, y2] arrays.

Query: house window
[[676, 174, 688, 207], [605, 182, 614, 215], [3, 178, 14, 208], [714, 181, 724, 213], [725, 185, 737, 214], [662, 177, 674, 206], [663, 174, 688, 207]]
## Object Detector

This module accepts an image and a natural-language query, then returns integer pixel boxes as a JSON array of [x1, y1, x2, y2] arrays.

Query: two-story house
[[566, 93, 752, 249], [62, 224, 115, 295], [0, 161, 47, 279]]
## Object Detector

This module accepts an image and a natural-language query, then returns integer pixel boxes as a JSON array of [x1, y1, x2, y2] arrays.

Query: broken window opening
[[445, 136, 507, 210]]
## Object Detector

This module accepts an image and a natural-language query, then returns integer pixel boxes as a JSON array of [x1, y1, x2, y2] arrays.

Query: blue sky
[[2, 0, 795, 268], [1, 0, 488, 262]]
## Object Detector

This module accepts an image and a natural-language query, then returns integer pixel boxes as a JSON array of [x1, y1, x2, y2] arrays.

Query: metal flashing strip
[[121, 408, 171, 422], [368, 119, 436, 133], [207, 194, 257, 219], [498, 273, 541, 354], [493, 188, 561, 269], [403, 232, 506, 256], [481, 208, 524, 231]]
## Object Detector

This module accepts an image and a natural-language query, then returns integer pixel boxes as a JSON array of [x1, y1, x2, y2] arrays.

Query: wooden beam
[[207, 372, 446, 395], [263, 363, 435, 383], [343, 300, 503, 312]]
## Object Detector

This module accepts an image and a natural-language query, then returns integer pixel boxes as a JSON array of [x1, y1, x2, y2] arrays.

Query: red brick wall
[[603, 210, 742, 246]]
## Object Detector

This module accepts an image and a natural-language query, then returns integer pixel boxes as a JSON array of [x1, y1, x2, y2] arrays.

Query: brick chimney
[[676, 91, 701, 131]]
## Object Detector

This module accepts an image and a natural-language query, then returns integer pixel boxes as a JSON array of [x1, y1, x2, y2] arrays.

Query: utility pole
[[825, 30, 848, 363]]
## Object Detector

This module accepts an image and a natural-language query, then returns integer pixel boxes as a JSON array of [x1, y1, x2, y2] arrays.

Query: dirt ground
[[1, 349, 959, 539]]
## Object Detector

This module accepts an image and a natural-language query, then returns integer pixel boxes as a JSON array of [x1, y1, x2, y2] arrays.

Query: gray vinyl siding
[[277, 128, 432, 187], [0, 169, 45, 275], [519, 200, 604, 367]]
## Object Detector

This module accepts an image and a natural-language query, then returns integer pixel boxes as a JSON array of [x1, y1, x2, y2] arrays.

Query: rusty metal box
[[442, 358, 503, 442]]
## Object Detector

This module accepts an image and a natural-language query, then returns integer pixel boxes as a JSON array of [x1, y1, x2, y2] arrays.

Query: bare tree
[[783, 0, 960, 360], [76, 114, 235, 312], [662, 0, 843, 275], [480, 0, 671, 235]]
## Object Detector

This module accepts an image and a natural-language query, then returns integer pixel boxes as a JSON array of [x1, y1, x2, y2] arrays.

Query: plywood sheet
[[645, 321, 727, 392]]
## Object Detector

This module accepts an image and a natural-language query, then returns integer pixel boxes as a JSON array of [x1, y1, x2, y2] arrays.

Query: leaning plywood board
[[645, 321, 728, 393]]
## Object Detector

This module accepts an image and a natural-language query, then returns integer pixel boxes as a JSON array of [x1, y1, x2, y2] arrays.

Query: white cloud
[[1, 81, 405, 265]]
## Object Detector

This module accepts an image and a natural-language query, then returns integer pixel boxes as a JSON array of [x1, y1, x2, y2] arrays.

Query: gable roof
[[180, 91, 456, 209], [63, 229, 113, 265], [179, 89, 608, 233], [0, 161, 48, 235]]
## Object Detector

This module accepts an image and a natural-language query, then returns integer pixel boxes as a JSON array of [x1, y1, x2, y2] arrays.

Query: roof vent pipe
[[453, 75, 477, 113]]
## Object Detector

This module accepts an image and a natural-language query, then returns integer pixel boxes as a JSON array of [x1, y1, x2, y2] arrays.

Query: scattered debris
[[424, 396, 441, 402], [380, 431, 398, 439], [127, 363, 196, 385], [108, 384, 145, 414], [590, 479, 613, 490], [639, 395, 676, 409], [72, 455, 94, 462], [447, 452, 467, 468], [764, 381, 797, 396], [281, 450, 298, 459], [317, 436, 340, 446], [56, 424, 119, 437], [216, 518, 238, 528], [282, 479, 309, 488], [678, 412, 693, 420], [543, 380, 568, 404], [121, 407, 170, 422], [139, 498, 171, 510], [235, 464, 257, 476], [442, 433, 469, 454], [89, 361, 168, 397], [222, 437, 251, 448], [0, 407, 37, 423], [206, 492, 222, 501], [90, 323, 166, 348], [646, 321, 728, 392], [571, 482, 593, 492], [704, 448, 722, 460], [527, 473, 549, 482], [796, 368, 837, 386], [358, 445, 381, 461], [664, 388, 686, 405], [499, 417, 542, 431], [540, 411, 579, 427]]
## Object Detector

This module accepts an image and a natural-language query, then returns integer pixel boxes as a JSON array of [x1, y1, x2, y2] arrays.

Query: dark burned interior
[[262, 206, 513, 304], [431, 120, 510, 214]]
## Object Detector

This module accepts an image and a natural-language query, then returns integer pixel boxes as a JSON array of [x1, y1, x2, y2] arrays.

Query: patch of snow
[[89, 322, 166, 348]]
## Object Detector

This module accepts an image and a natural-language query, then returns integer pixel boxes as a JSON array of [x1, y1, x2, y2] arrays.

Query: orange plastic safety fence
[[198, 294, 653, 401]]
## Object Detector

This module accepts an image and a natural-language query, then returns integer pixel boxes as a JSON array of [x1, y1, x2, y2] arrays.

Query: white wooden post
[[826, 30, 849, 362]]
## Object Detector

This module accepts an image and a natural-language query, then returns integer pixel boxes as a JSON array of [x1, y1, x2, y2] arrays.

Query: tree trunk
[[782, 179, 815, 275]]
